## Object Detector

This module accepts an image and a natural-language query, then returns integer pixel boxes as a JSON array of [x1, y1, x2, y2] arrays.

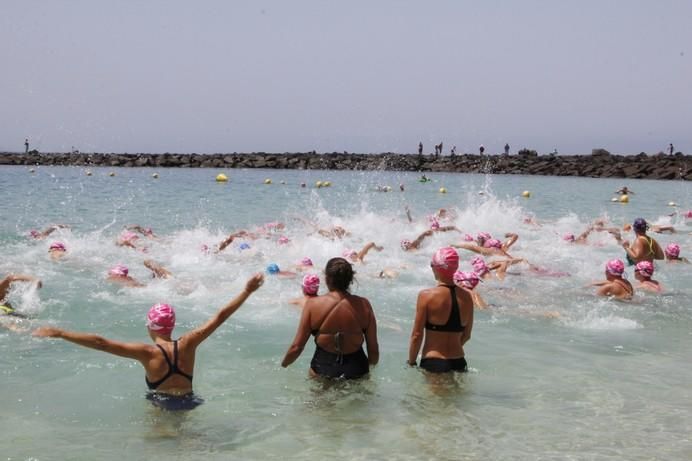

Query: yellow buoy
[[324, 181, 331, 187], [619, 194, 629, 203], [216, 173, 228, 182], [264, 178, 272, 184], [152, 173, 159, 179], [109, 172, 115, 177], [522, 190, 531, 198], [315, 181, 323, 188], [439, 187, 447, 194]]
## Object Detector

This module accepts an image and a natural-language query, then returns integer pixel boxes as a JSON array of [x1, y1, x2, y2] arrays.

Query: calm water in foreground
[[1, 165, 691, 460]]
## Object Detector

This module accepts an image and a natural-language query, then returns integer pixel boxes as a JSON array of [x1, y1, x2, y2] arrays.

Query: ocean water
[[1, 165, 691, 460]]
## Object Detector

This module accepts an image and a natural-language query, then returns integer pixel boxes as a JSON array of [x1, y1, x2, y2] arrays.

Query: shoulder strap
[[156, 344, 173, 368]]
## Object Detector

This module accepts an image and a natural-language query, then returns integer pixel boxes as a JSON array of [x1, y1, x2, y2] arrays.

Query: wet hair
[[325, 257, 354, 292]]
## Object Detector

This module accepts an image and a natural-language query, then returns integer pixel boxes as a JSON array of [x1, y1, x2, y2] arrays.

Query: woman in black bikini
[[281, 257, 379, 379], [408, 247, 474, 373], [33, 273, 264, 410]]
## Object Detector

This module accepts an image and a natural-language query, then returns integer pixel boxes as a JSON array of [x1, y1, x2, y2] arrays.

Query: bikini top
[[145, 340, 194, 390], [426, 285, 464, 333]]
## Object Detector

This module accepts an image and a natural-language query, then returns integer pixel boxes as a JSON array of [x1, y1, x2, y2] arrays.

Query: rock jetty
[[0, 150, 689, 180]]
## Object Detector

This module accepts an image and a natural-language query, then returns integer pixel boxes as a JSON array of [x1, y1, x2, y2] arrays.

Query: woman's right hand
[[245, 273, 265, 293]]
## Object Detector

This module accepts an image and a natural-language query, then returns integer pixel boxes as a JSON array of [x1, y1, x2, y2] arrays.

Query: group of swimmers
[[1, 207, 689, 411]]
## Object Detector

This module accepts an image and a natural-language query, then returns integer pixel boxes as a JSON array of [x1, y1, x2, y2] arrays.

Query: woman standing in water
[[408, 247, 474, 373], [33, 273, 264, 411], [282, 257, 379, 379]]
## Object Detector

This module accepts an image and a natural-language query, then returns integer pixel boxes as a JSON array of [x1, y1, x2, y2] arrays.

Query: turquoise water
[[1, 165, 691, 460]]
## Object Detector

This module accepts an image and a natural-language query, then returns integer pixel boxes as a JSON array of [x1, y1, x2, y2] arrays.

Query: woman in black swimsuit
[[33, 273, 264, 411], [408, 247, 474, 373], [282, 257, 379, 379]]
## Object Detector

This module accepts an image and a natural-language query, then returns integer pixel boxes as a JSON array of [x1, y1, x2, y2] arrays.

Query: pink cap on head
[[143, 227, 153, 236], [665, 243, 680, 258], [429, 216, 440, 230], [109, 264, 129, 277], [49, 241, 66, 251], [477, 232, 492, 242], [453, 270, 480, 290], [605, 259, 625, 276], [120, 230, 138, 242], [278, 236, 290, 245], [471, 256, 489, 275], [302, 274, 320, 296], [400, 239, 412, 251], [463, 233, 474, 242], [300, 257, 313, 266], [635, 261, 654, 277], [29, 229, 40, 238], [200, 244, 210, 254], [342, 249, 358, 261], [431, 247, 459, 276], [684, 210, 692, 219], [484, 238, 502, 249], [146, 303, 176, 335], [563, 233, 576, 242]]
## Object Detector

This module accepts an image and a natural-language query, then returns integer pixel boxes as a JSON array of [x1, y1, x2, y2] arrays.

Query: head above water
[[634, 260, 654, 278], [471, 256, 489, 275], [146, 303, 176, 336], [476, 232, 492, 245], [563, 233, 576, 242], [109, 264, 129, 277], [400, 239, 412, 251], [431, 247, 459, 279], [301, 274, 320, 296], [665, 243, 680, 259], [49, 241, 66, 252], [483, 238, 502, 249], [325, 257, 354, 292], [632, 218, 648, 234], [453, 270, 480, 290], [342, 249, 358, 262], [300, 256, 313, 267], [605, 259, 625, 277], [266, 263, 280, 275]]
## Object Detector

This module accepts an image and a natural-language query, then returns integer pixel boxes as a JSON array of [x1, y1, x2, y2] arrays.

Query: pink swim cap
[[685, 210, 692, 219], [109, 264, 129, 277], [453, 270, 480, 290], [429, 216, 440, 230], [400, 239, 412, 251], [146, 303, 176, 335], [477, 232, 492, 242], [463, 233, 474, 242], [484, 238, 502, 249], [200, 244, 210, 254], [635, 260, 654, 277], [29, 229, 40, 238], [431, 247, 459, 276], [605, 259, 625, 276], [120, 230, 138, 242], [49, 241, 66, 251], [278, 236, 290, 245], [563, 233, 576, 242], [300, 257, 313, 266], [471, 256, 489, 275], [665, 243, 680, 258], [302, 274, 320, 296], [342, 249, 358, 261]]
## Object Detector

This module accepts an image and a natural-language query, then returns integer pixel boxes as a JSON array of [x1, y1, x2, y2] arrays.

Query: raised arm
[[143, 260, 172, 279], [183, 273, 264, 348], [33, 327, 152, 363], [357, 242, 383, 263], [450, 242, 482, 254], [502, 233, 519, 251], [281, 301, 314, 367], [410, 230, 434, 250], [407, 291, 427, 365]]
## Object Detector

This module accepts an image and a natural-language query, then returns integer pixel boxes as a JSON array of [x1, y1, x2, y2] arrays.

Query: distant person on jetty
[[504, 143, 510, 155], [450, 145, 456, 156], [669, 143, 674, 155], [33, 273, 264, 411], [633, 261, 661, 293], [591, 259, 633, 300], [282, 257, 379, 379], [1, 273, 42, 318], [24, 138, 29, 153], [664, 243, 689, 263], [622, 218, 664, 265], [289, 274, 320, 308], [418, 142, 423, 156], [479, 144, 485, 155], [408, 247, 473, 372]]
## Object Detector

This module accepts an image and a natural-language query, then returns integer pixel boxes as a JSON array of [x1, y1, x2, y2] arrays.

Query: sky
[[1, 1, 691, 155]]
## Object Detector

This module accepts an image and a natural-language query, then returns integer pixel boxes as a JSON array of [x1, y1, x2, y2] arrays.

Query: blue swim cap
[[266, 263, 280, 274], [239, 243, 251, 250]]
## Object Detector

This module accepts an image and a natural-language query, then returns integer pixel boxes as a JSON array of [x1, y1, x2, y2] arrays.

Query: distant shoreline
[[1, 151, 689, 180]]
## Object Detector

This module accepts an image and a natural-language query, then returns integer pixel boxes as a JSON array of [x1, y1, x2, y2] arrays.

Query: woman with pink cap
[[408, 247, 473, 373], [633, 261, 662, 293], [592, 259, 634, 300], [48, 242, 67, 260], [33, 273, 264, 411], [452, 232, 516, 258], [107, 264, 145, 288], [454, 270, 488, 309], [289, 274, 321, 308], [664, 243, 689, 263]]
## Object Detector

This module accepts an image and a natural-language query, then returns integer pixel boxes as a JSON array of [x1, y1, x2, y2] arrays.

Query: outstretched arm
[[450, 242, 482, 254], [281, 301, 313, 367], [502, 233, 519, 251], [184, 273, 264, 348], [217, 230, 248, 253], [143, 260, 172, 279], [410, 230, 433, 249], [33, 327, 152, 362], [357, 242, 383, 263]]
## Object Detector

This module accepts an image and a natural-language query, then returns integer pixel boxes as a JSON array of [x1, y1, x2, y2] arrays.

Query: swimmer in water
[[616, 186, 634, 195], [0, 273, 42, 318], [317, 225, 349, 240], [266, 263, 297, 279], [633, 261, 662, 293], [343, 242, 384, 264], [453, 270, 488, 309], [216, 230, 250, 253], [33, 273, 264, 411], [107, 264, 145, 288], [143, 260, 172, 279], [282, 257, 379, 380], [293, 257, 315, 272], [470, 256, 526, 281], [664, 243, 689, 263], [48, 241, 67, 260], [289, 274, 320, 308], [408, 247, 473, 372], [126, 225, 156, 239], [28, 224, 69, 240], [452, 234, 514, 258], [116, 230, 140, 249], [401, 225, 463, 252], [621, 218, 664, 265], [591, 259, 633, 300]]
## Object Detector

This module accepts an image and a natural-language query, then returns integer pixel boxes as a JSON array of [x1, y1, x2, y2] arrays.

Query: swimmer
[[401, 224, 463, 252], [107, 264, 145, 288], [343, 242, 384, 264], [471, 256, 525, 281], [0, 273, 42, 318], [408, 247, 473, 373], [453, 270, 488, 309], [318, 225, 349, 240], [48, 241, 67, 260], [277, 236, 290, 245], [143, 260, 172, 279], [116, 230, 140, 249], [616, 186, 634, 195], [664, 243, 689, 263], [373, 268, 400, 279], [33, 273, 264, 411], [622, 218, 664, 265], [282, 257, 378, 379], [266, 263, 297, 279], [126, 225, 156, 238], [28, 224, 69, 240], [633, 261, 662, 293], [650, 225, 676, 234], [563, 226, 595, 244], [293, 257, 315, 272], [591, 259, 633, 300], [217, 230, 249, 253], [451, 237, 512, 258], [289, 274, 320, 308]]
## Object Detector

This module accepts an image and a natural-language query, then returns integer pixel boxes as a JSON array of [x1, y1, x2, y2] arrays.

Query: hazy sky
[[1, 1, 690, 154]]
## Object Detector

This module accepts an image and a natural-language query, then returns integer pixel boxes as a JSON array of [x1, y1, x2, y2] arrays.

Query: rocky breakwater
[[0, 149, 689, 180]]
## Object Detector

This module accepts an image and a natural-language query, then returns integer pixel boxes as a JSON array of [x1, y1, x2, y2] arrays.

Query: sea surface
[[1, 165, 691, 460]]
